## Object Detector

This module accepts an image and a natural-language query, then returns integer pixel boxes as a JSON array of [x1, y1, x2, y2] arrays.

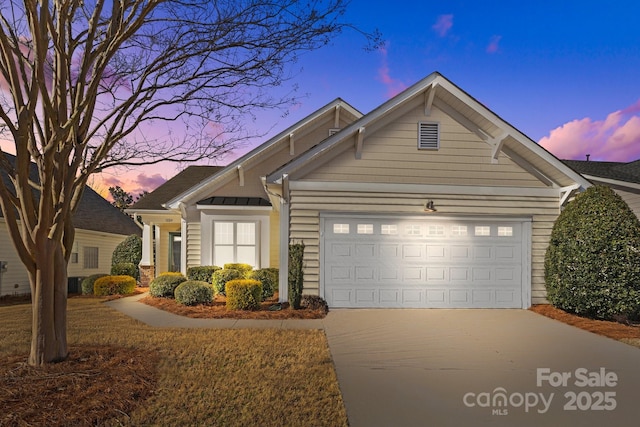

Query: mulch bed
[[140, 294, 328, 319], [0, 345, 158, 427], [530, 304, 640, 340]]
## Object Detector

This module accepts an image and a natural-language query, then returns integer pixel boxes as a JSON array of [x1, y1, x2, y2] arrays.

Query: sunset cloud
[[134, 173, 166, 194], [486, 35, 502, 53], [432, 14, 454, 37], [539, 100, 640, 161], [377, 43, 408, 99]]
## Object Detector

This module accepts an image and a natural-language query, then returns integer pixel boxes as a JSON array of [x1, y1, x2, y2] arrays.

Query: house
[[0, 170, 142, 295], [563, 159, 640, 217], [129, 72, 591, 308]]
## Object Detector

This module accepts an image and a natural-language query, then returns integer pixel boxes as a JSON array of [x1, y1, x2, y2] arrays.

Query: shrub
[[223, 263, 253, 276], [248, 268, 279, 299], [212, 269, 242, 295], [187, 266, 221, 283], [94, 275, 136, 296], [288, 242, 305, 309], [149, 273, 187, 298], [545, 185, 640, 320], [226, 279, 262, 310], [301, 294, 329, 312], [111, 235, 142, 279], [81, 274, 108, 295], [174, 280, 213, 306], [111, 262, 137, 278]]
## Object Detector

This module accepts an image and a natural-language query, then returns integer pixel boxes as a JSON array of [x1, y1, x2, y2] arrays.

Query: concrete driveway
[[322, 309, 640, 427]]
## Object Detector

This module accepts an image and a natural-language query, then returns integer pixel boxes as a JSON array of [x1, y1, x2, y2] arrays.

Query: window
[[498, 226, 513, 237], [427, 225, 445, 236], [418, 122, 439, 150], [475, 226, 491, 237], [214, 221, 257, 267], [83, 247, 99, 269], [381, 224, 398, 235], [357, 224, 373, 234], [333, 224, 350, 234], [70, 242, 79, 264], [451, 225, 468, 236], [405, 225, 422, 236], [169, 233, 181, 272]]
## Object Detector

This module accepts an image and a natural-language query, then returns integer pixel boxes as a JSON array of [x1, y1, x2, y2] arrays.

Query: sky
[[36, 1, 640, 196]]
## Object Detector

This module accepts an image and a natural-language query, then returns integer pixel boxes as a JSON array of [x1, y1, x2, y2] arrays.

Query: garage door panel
[[323, 216, 526, 308]]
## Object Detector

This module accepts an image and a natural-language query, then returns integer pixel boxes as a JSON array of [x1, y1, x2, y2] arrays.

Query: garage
[[321, 214, 531, 308]]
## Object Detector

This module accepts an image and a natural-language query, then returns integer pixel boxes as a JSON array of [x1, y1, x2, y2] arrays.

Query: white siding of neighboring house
[[611, 187, 640, 218], [0, 218, 133, 295]]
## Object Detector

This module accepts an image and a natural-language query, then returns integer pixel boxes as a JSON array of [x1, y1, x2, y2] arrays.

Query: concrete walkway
[[106, 294, 640, 426]]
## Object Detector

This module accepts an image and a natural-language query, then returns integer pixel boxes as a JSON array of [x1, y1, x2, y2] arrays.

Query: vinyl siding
[[186, 221, 201, 269], [612, 188, 640, 218], [156, 223, 181, 274], [302, 104, 546, 188], [289, 190, 559, 305]]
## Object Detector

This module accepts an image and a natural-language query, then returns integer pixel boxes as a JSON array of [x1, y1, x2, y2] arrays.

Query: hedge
[[94, 275, 136, 296], [226, 279, 262, 311]]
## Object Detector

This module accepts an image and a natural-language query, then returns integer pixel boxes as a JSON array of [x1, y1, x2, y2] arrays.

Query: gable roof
[[0, 153, 140, 236], [564, 160, 640, 188], [164, 98, 362, 210], [266, 72, 591, 193], [128, 165, 224, 211]]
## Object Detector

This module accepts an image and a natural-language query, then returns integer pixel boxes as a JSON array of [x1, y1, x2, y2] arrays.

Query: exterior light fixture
[[424, 200, 437, 212]]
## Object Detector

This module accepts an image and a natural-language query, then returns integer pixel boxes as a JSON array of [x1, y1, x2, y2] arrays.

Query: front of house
[[129, 72, 591, 309]]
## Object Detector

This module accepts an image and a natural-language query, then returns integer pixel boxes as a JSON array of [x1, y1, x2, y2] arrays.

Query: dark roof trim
[[197, 196, 271, 207]]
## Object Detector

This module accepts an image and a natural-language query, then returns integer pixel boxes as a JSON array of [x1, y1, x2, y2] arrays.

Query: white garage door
[[322, 215, 530, 308]]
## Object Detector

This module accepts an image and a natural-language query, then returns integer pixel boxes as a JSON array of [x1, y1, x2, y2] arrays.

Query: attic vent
[[329, 128, 341, 136], [418, 122, 439, 150]]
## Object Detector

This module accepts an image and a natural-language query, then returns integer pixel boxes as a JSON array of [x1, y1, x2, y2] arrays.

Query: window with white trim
[[405, 224, 422, 236], [498, 226, 513, 237], [381, 224, 398, 235], [427, 225, 445, 236], [475, 226, 491, 236], [357, 224, 373, 234], [451, 225, 468, 236], [333, 224, 350, 234], [214, 221, 258, 267], [418, 122, 440, 150]]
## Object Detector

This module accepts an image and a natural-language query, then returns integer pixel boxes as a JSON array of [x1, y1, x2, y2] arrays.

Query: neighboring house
[[0, 176, 142, 296], [130, 72, 592, 309], [563, 159, 640, 217]]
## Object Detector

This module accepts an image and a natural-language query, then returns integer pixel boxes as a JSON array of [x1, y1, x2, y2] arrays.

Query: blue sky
[[97, 0, 640, 195]]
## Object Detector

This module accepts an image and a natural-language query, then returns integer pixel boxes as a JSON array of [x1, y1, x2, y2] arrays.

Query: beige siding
[[269, 210, 280, 268], [289, 190, 559, 304], [156, 223, 180, 274], [186, 221, 201, 269], [303, 105, 546, 188], [612, 188, 640, 218]]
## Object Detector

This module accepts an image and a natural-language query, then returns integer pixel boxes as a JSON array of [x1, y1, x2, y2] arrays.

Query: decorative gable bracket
[[559, 184, 581, 207], [355, 127, 365, 159], [489, 132, 509, 164]]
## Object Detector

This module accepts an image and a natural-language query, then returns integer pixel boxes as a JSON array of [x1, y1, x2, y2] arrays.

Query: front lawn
[[0, 298, 347, 426]]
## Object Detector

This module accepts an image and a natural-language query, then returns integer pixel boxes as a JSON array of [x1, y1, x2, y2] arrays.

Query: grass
[[0, 298, 348, 426]]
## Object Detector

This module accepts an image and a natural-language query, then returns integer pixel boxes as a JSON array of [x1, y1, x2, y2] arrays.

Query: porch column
[[139, 223, 155, 286]]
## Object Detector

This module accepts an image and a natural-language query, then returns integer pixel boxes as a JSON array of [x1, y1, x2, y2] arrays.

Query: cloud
[[486, 35, 502, 54], [432, 14, 453, 37], [539, 101, 640, 162], [377, 43, 408, 99], [134, 173, 166, 193]]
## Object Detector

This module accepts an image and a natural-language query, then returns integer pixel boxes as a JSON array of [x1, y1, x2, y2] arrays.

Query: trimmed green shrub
[[212, 269, 242, 296], [111, 262, 136, 278], [545, 185, 640, 320], [223, 263, 253, 276], [248, 268, 279, 299], [81, 274, 108, 295], [187, 266, 221, 283], [226, 279, 262, 310], [301, 294, 329, 312], [174, 280, 213, 306], [288, 242, 305, 309], [111, 235, 142, 279], [94, 275, 136, 296], [149, 273, 187, 298]]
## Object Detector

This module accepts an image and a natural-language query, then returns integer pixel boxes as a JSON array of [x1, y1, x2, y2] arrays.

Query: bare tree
[[0, 0, 379, 366]]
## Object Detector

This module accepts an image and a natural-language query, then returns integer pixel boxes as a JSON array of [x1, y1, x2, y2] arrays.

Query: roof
[[0, 153, 140, 236], [129, 165, 224, 211], [266, 72, 591, 192], [197, 196, 271, 206], [164, 98, 363, 210], [563, 160, 640, 185]]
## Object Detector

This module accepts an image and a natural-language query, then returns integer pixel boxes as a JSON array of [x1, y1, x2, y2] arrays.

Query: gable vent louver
[[418, 122, 439, 150]]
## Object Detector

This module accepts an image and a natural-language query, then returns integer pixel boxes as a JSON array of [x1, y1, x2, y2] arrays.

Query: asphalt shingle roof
[[129, 165, 224, 210], [197, 196, 271, 206], [563, 160, 640, 185]]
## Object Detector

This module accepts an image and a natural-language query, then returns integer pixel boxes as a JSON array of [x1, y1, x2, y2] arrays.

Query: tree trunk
[[28, 239, 68, 366]]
